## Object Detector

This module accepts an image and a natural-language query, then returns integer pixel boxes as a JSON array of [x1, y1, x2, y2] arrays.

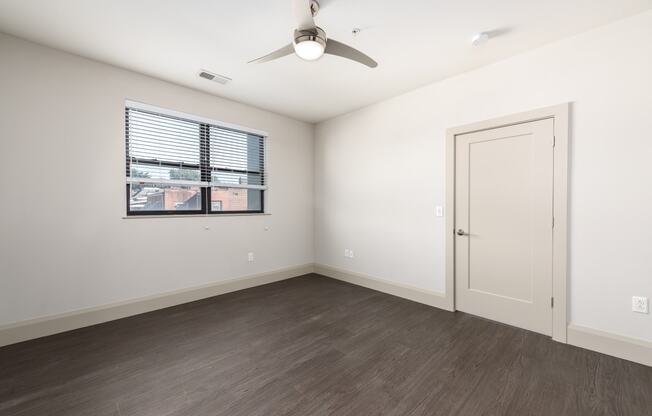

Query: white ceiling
[[0, 0, 650, 122]]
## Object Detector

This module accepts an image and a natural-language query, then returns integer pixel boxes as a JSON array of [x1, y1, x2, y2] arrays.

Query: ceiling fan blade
[[324, 39, 378, 68], [293, 0, 316, 30], [248, 44, 295, 64]]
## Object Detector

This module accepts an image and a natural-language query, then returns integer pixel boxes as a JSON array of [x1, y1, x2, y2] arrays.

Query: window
[[125, 103, 266, 215]]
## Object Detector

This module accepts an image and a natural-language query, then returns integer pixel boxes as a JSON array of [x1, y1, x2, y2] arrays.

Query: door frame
[[445, 103, 570, 343]]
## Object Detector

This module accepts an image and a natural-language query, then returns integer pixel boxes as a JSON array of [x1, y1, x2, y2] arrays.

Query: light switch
[[436, 206, 444, 217]]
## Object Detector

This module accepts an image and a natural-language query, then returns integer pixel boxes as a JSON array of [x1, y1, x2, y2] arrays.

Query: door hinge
[[552, 216, 555, 228], [552, 136, 556, 147], [551, 297, 554, 308]]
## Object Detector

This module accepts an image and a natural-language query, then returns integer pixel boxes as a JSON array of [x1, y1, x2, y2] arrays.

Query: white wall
[[315, 11, 652, 341], [0, 33, 314, 326]]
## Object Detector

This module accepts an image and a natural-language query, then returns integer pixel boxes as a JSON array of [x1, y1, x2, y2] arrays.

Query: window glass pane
[[210, 187, 262, 212], [129, 183, 202, 212]]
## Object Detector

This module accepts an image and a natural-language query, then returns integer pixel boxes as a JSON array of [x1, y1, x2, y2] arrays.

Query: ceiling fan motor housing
[[293, 26, 327, 49]]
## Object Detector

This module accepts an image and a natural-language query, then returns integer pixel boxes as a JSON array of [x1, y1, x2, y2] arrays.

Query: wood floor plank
[[1, 274, 651, 416]]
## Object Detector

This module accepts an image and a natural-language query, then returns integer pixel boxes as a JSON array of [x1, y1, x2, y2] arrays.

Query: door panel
[[455, 119, 554, 335]]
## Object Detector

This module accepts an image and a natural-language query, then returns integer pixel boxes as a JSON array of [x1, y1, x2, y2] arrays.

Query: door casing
[[445, 104, 570, 343]]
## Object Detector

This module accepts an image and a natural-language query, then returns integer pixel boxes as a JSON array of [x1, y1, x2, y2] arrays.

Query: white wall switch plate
[[248, 252, 254, 262], [632, 296, 648, 314], [349, 250, 354, 258], [344, 249, 350, 258], [436, 206, 444, 217]]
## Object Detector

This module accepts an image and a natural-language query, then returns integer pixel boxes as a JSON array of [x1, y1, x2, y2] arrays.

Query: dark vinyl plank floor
[[1, 274, 651, 416]]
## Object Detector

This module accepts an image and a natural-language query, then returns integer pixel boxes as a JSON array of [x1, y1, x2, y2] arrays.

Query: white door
[[455, 119, 554, 335]]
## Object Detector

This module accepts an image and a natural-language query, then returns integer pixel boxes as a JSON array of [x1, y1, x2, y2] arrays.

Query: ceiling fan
[[248, 0, 378, 68]]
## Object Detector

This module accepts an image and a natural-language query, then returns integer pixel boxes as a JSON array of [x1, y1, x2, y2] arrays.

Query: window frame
[[125, 101, 267, 216]]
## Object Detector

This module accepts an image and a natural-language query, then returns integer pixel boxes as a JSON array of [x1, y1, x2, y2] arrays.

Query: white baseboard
[[314, 263, 451, 311], [0, 263, 314, 347], [5, 264, 650, 369], [567, 324, 652, 367]]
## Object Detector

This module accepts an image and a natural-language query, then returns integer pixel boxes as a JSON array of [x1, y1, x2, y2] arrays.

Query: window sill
[[122, 213, 271, 219]]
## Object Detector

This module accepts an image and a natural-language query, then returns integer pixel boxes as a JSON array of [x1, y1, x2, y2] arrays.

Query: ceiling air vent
[[198, 70, 231, 85]]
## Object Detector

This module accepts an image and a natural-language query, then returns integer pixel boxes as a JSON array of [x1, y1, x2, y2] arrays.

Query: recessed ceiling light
[[471, 32, 490, 47]]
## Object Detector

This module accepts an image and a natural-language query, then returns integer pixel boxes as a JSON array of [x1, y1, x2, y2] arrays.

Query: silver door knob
[[456, 229, 468, 236]]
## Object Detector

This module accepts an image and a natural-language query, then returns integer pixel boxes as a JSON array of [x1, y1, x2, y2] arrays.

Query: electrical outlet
[[632, 296, 648, 314], [248, 252, 254, 262]]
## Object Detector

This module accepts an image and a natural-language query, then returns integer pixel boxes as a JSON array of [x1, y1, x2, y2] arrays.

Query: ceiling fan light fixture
[[294, 40, 324, 60], [293, 27, 327, 61]]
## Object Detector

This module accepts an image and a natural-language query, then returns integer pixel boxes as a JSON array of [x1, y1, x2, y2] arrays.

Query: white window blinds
[[209, 128, 266, 190], [125, 107, 266, 190]]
